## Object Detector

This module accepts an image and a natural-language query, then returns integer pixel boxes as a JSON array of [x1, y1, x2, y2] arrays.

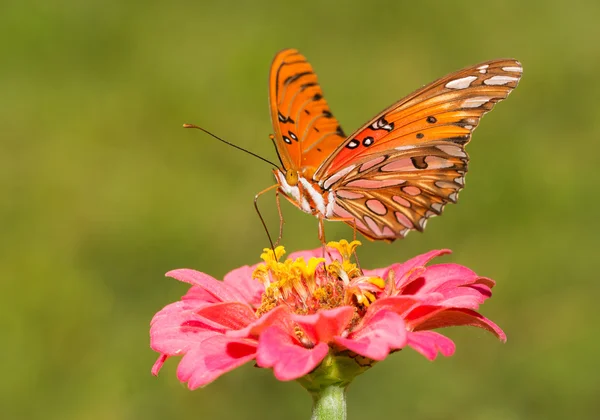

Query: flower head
[[150, 242, 504, 389]]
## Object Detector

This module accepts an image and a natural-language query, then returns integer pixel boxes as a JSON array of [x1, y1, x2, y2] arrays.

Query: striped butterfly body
[[269, 49, 522, 242]]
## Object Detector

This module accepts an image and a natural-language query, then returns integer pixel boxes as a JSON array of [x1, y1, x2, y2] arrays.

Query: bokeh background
[[3, 0, 599, 418]]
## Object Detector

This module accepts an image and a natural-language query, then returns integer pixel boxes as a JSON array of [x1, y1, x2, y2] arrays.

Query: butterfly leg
[[318, 217, 335, 259], [254, 184, 280, 255], [318, 216, 326, 245], [323, 216, 359, 242], [274, 189, 285, 246]]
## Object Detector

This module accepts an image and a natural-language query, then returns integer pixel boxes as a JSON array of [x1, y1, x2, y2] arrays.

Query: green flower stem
[[310, 383, 347, 420], [297, 352, 375, 420]]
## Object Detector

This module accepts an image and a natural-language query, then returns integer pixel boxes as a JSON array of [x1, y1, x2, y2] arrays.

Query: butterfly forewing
[[269, 49, 347, 171], [315, 59, 522, 179], [313, 59, 522, 240]]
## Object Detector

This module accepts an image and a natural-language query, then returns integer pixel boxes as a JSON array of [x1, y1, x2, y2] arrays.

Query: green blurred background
[[3, 0, 599, 418]]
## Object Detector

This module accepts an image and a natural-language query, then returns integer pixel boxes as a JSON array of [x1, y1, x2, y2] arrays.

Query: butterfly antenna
[[254, 184, 280, 255], [183, 123, 280, 168]]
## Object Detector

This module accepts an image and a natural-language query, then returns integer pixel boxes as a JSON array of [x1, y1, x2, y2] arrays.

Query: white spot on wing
[[502, 66, 522, 72], [484, 75, 519, 85], [445, 75, 478, 90], [462, 96, 491, 108], [436, 145, 467, 158], [395, 145, 417, 152]]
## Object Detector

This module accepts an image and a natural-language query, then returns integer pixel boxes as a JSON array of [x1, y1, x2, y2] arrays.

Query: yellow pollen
[[254, 240, 384, 316], [368, 276, 386, 289], [313, 287, 328, 301]]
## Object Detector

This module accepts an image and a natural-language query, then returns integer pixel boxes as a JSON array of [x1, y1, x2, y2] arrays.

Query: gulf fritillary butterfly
[[267, 48, 522, 242]]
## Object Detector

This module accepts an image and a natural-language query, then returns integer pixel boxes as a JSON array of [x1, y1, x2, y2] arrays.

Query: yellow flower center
[[253, 241, 385, 317]]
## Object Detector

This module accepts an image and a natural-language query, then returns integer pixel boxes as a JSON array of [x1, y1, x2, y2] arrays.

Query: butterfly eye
[[285, 169, 299, 186]]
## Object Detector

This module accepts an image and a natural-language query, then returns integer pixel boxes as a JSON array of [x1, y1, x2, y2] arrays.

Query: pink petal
[[292, 306, 355, 344], [182, 285, 221, 304], [223, 265, 264, 306], [435, 287, 491, 309], [475, 277, 496, 288], [151, 354, 168, 376], [335, 310, 407, 360], [414, 308, 506, 341], [366, 296, 421, 318], [407, 330, 456, 360], [166, 269, 247, 303], [411, 263, 480, 294], [177, 335, 257, 389], [196, 302, 257, 330], [404, 305, 446, 328], [256, 326, 329, 381], [368, 249, 451, 283], [150, 302, 226, 355], [227, 305, 294, 338]]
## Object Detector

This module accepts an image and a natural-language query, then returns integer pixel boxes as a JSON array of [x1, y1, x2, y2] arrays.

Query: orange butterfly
[[266, 48, 522, 242]]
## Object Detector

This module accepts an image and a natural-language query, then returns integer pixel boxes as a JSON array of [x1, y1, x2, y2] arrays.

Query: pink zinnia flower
[[150, 241, 504, 390]]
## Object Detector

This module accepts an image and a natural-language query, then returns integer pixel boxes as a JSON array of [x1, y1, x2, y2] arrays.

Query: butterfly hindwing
[[269, 49, 347, 171], [325, 143, 468, 240]]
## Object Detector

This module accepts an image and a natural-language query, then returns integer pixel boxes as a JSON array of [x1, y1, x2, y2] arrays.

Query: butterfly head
[[285, 168, 299, 187]]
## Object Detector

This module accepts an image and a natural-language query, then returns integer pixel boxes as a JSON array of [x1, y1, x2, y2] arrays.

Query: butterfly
[[266, 49, 522, 242]]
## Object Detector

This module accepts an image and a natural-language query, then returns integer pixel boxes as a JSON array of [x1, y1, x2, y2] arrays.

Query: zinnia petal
[[227, 305, 294, 338], [335, 310, 407, 360], [367, 249, 451, 286], [167, 269, 247, 303], [195, 302, 257, 330], [150, 301, 226, 355], [414, 308, 506, 341], [292, 306, 355, 344], [223, 265, 264, 306], [256, 326, 329, 381], [407, 330, 456, 360], [177, 335, 257, 389]]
